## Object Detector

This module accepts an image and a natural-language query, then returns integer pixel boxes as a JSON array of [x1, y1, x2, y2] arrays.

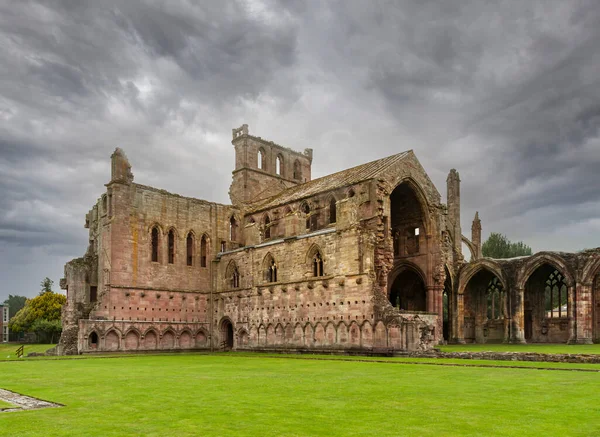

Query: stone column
[[510, 286, 526, 343], [433, 285, 444, 343], [427, 286, 435, 313], [452, 293, 465, 344], [571, 283, 593, 344]]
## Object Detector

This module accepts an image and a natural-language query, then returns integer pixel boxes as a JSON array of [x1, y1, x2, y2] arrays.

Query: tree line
[[3, 278, 65, 343]]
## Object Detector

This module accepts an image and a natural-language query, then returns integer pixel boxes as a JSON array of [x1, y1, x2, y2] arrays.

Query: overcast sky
[[1, 0, 599, 302]]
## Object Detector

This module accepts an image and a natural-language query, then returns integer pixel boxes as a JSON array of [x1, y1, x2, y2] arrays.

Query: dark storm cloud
[[1, 0, 599, 300]]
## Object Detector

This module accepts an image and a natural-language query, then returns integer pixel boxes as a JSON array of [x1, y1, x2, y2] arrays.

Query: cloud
[[1, 0, 599, 302]]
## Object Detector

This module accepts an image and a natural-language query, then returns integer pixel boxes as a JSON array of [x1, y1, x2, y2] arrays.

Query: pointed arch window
[[167, 230, 175, 264], [265, 255, 278, 283], [258, 148, 266, 170], [200, 235, 207, 268], [89, 332, 98, 348], [313, 251, 324, 277], [545, 270, 568, 318], [232, 267, 240, 288], [264, 215, 271, 240], [329, 197, 337, 224], [151, 226, 160, 262], [293, 160, 301, 180], [301, 203, 310, 230], [230, 216, 238, 241], [186, 232, 194, 266], [276, 155, 283, 176], [486, 277, 505, 320]]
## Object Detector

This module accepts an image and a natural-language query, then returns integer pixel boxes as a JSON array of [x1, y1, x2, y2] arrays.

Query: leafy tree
[[9, 289, 66, 342], [40, 277, 54, 294], [3, 294, 27, 319], [482, 232, 533, 259], [30, 319, 63, 343]]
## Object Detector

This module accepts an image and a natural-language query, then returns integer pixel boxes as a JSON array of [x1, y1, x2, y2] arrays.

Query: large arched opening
[[523, 263, 570, 343], [390, 182, 426, 258], [463, 268, 507, 343], [389, 267, 426, 312]]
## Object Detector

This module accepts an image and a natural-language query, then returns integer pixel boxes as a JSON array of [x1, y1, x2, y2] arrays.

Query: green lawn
[[1, 354, 600, 436], [0, 400, 15, 410], [439, 343, 600, 354], [0, 344, 55, 360]]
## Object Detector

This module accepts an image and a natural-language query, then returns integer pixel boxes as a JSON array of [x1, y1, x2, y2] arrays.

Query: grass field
[[0, 400, 15, 410], [439, 343, 600, 354], [1, 353, 600, 436], [0, 344, 55, 360]]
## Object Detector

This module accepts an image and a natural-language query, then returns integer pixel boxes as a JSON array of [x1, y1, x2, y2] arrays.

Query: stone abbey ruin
[[58, 125, 600, 354]]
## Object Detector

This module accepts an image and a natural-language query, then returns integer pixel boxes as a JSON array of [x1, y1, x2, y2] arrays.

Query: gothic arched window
[[313, 251, 324, 277], [151, 226, 160, 262], [200, 235, 208, 267], [186, 232, 194, 266], [329, 197, 337, 224], [168, 229, 175, 264]]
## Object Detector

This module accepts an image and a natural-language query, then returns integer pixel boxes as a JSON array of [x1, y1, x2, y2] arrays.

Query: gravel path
[[0, 388, 62, 413]]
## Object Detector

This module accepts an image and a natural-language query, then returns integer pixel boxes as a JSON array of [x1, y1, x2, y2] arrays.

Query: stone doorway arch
[[221, 318, 234, 350]]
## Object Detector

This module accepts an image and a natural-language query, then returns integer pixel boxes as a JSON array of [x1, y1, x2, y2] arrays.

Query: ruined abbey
[[57, 125, 600, 355]]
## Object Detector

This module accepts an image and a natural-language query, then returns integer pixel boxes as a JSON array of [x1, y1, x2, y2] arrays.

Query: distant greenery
[[1, 354, 600, 436], [2, 295, 27, 319], [2, 294, 27, 341], [482, 232, 533, 259], [8, 278, 65, 343]]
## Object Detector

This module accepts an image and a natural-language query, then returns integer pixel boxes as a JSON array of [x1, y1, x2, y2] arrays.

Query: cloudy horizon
[[1, 0, 600, 302]]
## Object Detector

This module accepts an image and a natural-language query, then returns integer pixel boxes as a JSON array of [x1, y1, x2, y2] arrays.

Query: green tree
[[482, 232, 533, 259], [30, 319, 63, 343], [3, 294, 28, 341], [9, 289, 66, 342], [40, 277, 54, 294], [3, 294, 27, 319]]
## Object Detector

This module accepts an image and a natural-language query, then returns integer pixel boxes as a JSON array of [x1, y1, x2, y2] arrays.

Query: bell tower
[[229, 124, 313, 206]]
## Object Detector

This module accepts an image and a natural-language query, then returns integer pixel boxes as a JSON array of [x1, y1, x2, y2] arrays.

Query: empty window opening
[[230, 216, 238, 241], [200, 235, 207, 267], [406, 227, 420, 254], [313, 251, 324, 277], [89, 332, 98, 347], [309, 213, 319, 232], [186, 232, 194, 266], [90, 286, 98, 303], [301, 203, 310, 230], [258, 149, 266, 170], [348, 188, 355, 198], [293, 160, 301, 180], [151, 227, 159, 262], [264, 215, 271, 240], [220, 240, 226, 252], [276, 155, 283, 176], [168, 230, 175, 264], [329, 198, 337, 224]]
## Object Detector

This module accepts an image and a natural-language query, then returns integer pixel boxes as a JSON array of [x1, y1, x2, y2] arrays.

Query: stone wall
[[456, 249, 600, 345], [58, 128, 457, 355]]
